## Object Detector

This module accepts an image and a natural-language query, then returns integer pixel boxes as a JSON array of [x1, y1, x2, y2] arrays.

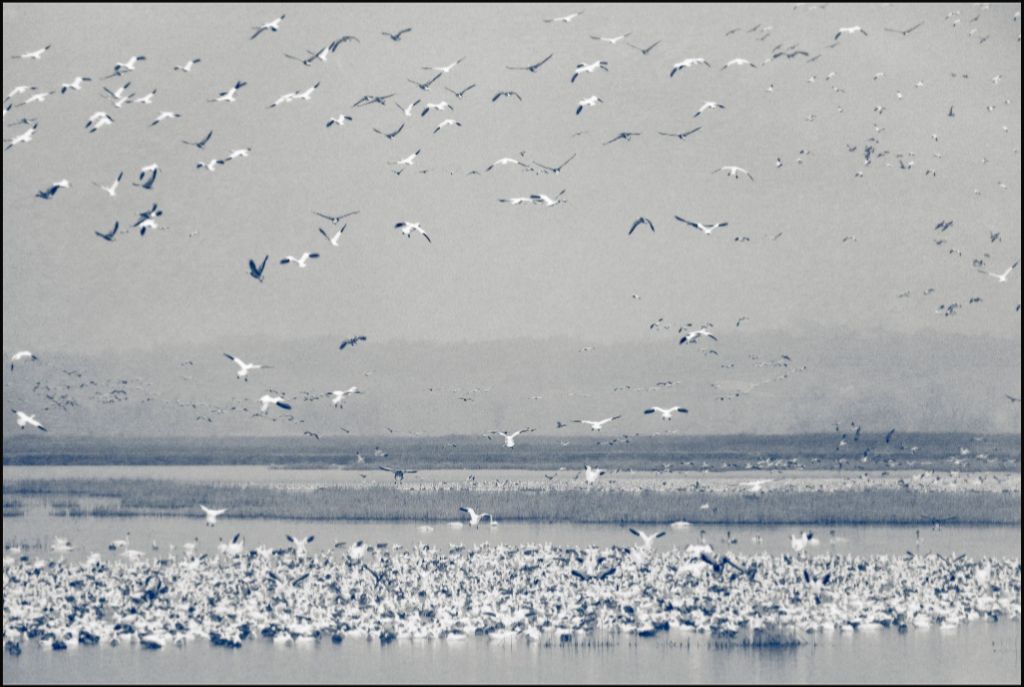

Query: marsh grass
[[2, 497, 24, 517], [4, 478, 1020, 524], [47, 498, 87, 517]]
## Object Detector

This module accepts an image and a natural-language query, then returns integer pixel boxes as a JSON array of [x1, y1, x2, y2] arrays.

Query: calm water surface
[[3, 623, 1020, 684], [3, 507, 1021, 560]]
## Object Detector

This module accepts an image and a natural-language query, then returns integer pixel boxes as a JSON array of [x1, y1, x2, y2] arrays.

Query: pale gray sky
[[2, 3, 1021, 435]]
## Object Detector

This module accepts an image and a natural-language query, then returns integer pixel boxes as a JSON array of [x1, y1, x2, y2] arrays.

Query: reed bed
[[4, 478, 1020, 524]]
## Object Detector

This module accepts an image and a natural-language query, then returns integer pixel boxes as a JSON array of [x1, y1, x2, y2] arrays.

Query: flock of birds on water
[[2, 520, 1020, 653], [3, 2, 1022, 658]]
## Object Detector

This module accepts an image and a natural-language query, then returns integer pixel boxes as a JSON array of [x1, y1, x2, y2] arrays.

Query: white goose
[[576, 95, 603, 115], [979, 261, 1018, 282], [9, 350, 38, 370], [670, 58, 710, 76], [722, 58, 756, 69], [13, 410, 46, 431], [60, 76, 92, 93], [629, 528, 667, 549], [545, 11, 584, 23], [251, 14, 286, 40], [491, 428, 534, 448], [574, 416, 621, 431], [583, 465, 607, 484], [286, 534, 315, 557], [329, 387, 361, 407], [280, 252, 320, 268], [678, 326, 717, 344], [13, 45, 51, 60], [394, 221, 431, 242], [223, 353, 268, 381], [211, 80, 246, 103], [420, 100, 454, 116], [643, 406, 688, 420], [95, 171, 123, 196], [173, 58, 201, 72], [85, 111, 114, 133], [423, 58, 464, 74], [258, 394, 292, 413], [5, 123, 38, 150], [713, 165, 754, 180], [200, 505, 226, 526], [459, 506, 491, 527], [571, 61, 608, 83], [694, 101, 725, 117], [433, 118, 461, 134], [390, 149, 421, 166], [675, 216, 729, 234], [326, 113, 353, 128], [835, 26, 868, 39]]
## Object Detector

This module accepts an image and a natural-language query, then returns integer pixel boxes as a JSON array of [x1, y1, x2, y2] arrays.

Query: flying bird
[[979, 262, 1018, 282], [679, 326, 718, 344], [670, 58, 710, 76], [248, 255, 269, 282], [643, 406, 689, 420], [394, 221, 432, 242], [251, 14, 286, 40], [574, 416, 621, 431], [35, 179, 69, 200], [321, 112, 353, 129], [445, 84, 476, 100], [183, 130, 213, 149], [433, 118, 461, 134], [200, 505, 226, 526], [576, 95, 603, 115], [604, 131, 640, 145], [378, 466, 417, 483], [675, 216, 729, 234], [173, 58, 201, 72], [713, 165, 754, 180], [492, 90, 522, 103], [319, 226, 346, 246], [12, 410, 46, 431], [224, 353, 268, 381], [94, 221, 120, 242], [490, 428, 535, 448], [9, 351, 38, 370], [658, 126, 702, 140], [12, 45, 51, 60], [694, 101, 725, 117], [629, 528, 667, 548], [258, 394, 292, 413], [507, 53, 553, 73], [382, 28, 412, 41], [628, 217, 655, 235], [835, 26, 868, 39], [329, 387, 361, 407], [591, 33, 631, 44], [533, 153, 576, 174], [338, 335, 367, 350], [422, 58, 464, 74], [545, 11, 584, 23], [60, 76, 92, 93], [210, 81, 246, 103], [280, 252, 320, 268], [571, 61, 608, 83]]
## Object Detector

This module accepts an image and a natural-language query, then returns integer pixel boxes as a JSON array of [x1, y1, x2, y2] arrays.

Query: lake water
[[3, 622, 1020, 684], [4, 468, 1021, 684], [3, 507, 1021, 561]]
